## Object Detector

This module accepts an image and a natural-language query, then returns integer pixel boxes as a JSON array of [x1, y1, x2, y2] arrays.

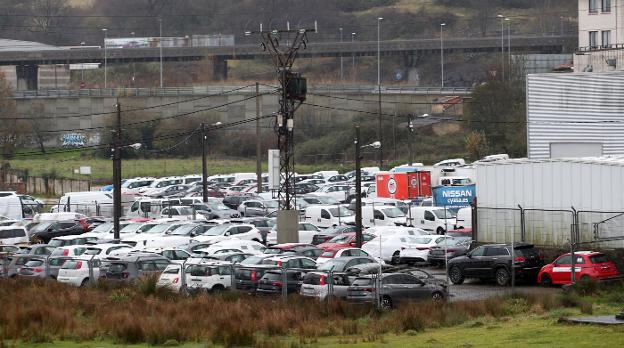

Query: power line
[[6, 84, 261, 120]]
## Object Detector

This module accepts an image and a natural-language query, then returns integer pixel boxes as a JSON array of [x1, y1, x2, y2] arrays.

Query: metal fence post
[[180, 259, 188, 294], [327, 268, 334, 301], [281, 263, 288, 300], [44, 255, 50, 279], [570, 207, 578, 284], [230, 264, 236, 291], [518, 204, 525, 242], [192, 205, 197, 220], [96, 201, 101, 216], [88, 255, 95, 285]]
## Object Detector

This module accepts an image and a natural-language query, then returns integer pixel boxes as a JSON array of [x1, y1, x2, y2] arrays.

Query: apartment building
[[575, 0, 623, 71]]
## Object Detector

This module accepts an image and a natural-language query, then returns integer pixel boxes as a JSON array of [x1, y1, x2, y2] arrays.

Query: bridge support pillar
[[16, 64, 38, 90], [213, 57, 228, 81]]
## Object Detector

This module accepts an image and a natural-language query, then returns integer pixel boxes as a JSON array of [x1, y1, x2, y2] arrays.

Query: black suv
[[447, 243, 543, 286], [29, 221, 85, 244]]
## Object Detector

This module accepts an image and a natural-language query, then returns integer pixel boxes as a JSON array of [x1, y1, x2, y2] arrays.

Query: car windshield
[[317, 258, 348, 271], [47, 239, 65, 247], [169, 224, 197, 236], [30, 222, 53, 233], [382, 207, 405, 218], [317, 196, 339, 205], [412, 237, 433, 244], [83, 248, 102, 255], [329, 207, 353, 217], [24, 259, 44, 267], [177, 207, 194, 215], [263, 248, 283, 254], [90, 223, 112, 234], [264, 201, 279, 209], [146, 224, 172, 234], [240, 256, 265, 265], [202, 224, 230, 236], [120, 223, 143, 233], [436, 238, 458, 246], [210, 204, 230, 211], [432, 208, 457, 219], [327, 234, 352, 244]]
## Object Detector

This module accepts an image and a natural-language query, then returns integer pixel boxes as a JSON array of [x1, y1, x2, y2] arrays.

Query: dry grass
[[0, 278, 571, 346]]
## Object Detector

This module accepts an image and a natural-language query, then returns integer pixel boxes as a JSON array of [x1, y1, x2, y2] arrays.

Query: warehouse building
[[475, 157, 624, 249], [527, 71, 624, 159]]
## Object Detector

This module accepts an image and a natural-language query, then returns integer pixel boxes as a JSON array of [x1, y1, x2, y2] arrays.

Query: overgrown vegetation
[[2, 278, 617, 347]]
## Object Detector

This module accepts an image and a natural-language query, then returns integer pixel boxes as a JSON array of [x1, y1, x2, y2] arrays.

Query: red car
[[317, 232, 375, 251], [537, 251, 621, 286]]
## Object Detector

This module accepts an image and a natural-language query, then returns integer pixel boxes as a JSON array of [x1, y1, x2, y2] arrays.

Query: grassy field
[[7, 152, 340, 184], [1, 278, 622, 348], [10, 312, 624, 348]]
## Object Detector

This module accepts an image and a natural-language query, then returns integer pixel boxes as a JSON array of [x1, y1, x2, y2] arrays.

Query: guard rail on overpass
[[11, 86, 474, 99], [0, 34, 575, 65]]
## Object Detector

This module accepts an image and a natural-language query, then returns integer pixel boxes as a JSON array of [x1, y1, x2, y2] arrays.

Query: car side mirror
[[224, 232, 230, 236]]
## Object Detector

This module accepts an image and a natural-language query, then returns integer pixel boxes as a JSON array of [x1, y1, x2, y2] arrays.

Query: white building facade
[[576, 0, 624, 71]]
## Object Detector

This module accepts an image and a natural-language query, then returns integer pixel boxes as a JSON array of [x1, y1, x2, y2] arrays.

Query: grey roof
[[0, 39, 62, 52], [474, 156, 624, 167]]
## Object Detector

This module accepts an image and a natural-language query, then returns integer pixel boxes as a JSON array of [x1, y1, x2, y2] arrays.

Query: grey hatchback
[[347, 271, 447, 309], [103, 253, 171, 281]]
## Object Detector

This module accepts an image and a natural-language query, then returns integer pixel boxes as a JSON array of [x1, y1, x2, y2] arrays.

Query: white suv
[[191, 223, 271, 244]]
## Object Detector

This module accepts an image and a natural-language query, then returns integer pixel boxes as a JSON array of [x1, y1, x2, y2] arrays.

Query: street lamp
[[112, 139, 141, 240], [354, 126, 381, 247], [406, 113, 429, 166], [339, 27, 343, 81], [440, 23, 446, 88], [497, 14, 505, 80], [102, 28, 107, 89], [506, 17, 511, 80], [158, 17, 163, 88], [201, 121, 222, 203], [377, 17, 384, 170], [131, 31, 136, 87], [351, 32, 356, 81]]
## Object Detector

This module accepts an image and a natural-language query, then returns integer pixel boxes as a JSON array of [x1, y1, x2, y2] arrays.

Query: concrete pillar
[[213, 56, 228, 80]]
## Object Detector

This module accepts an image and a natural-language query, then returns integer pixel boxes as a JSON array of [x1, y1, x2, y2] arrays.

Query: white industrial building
[[527, 71, 624, 159], [475, 157, 624, 248]]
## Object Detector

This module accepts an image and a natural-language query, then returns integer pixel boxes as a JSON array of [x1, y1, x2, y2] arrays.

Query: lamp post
[[80, 41, 85, 85], [158, 17, 163, 88], [497, 14, 505, 80], [201, 121, 222, 203], [406, 113, 429, 166], [440, 23, 446, 88], [355, 126, 381, 247], [339, 27, 343, 81], [131, 31, 136, 87], [351, 32, 356, 81], [377, 17, 383, 169], [506, 17, 511, 81], [102, 28, 107, 88]]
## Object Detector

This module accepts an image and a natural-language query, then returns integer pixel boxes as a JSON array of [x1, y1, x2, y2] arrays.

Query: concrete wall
[[14, 87, 467, 147]]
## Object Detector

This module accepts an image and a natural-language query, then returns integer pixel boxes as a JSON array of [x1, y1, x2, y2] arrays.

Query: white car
[[362, 234, 424, 264], [157, 264, 184, 291], [48, 235, 99, 248], [314, 185, 352, 203], [184, 262, 232, 292], [121, 222, 190, 248], [316, 247, 372, 264], [158, 206, 207, 220], [56, 256, 101, 287], [191, 223, 271, 245], [81, 222, 131, 238], [0, 226, 29, 245], [399, 235, 454, 264], [194, 240, 266, 255], [300, 271, 351, 300], [365, 226, 428, 237], [82, 244, 134, 259], [50, 245, 90, 257]]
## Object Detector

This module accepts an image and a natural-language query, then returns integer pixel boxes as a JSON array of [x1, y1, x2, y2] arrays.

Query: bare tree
[[0, 72, 21, 159], [29, 0, 69, 34]]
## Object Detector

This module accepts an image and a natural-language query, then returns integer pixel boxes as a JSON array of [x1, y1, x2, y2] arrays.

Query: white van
[[54, 191, 114, 216], [126, 198, 181, 218], [0, 193, 38, 219], [121, 177, 155, 195], [0, 226, 29, 244], [304, 205, 354, 228], [361, 205, 407, 228], [455, 206, 472, 229], [434, 158, 466, 167], [406, 206, 457, 234]]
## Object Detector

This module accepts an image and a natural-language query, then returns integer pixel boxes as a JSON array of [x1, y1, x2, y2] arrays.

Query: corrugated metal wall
[[527, 72, 624, 159]]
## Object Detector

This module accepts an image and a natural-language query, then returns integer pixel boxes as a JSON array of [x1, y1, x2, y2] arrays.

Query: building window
[[589, 0, 598, 13], [602, 30, 611, 48], [602, 0, 611, 12], [589, 31, 598, 48]]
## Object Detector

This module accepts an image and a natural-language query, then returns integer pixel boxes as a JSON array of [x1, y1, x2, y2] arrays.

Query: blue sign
[[433, 184, 476, 209]]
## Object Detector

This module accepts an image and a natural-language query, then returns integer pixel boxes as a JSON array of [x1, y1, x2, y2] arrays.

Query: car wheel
[[380, 296, 393, 310], [212, 285, 225, 293], [391, 251, 400, 265], [580, 275, 592, 282], [449, 266, 464, 285], [80, 278, 89, 287], [540, 273, 553, 287], [431, 291, 444, 301], [436, 227, 445, 235], [495, 268, 510, 286]]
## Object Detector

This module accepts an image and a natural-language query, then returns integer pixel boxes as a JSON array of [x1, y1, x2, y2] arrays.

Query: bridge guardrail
[[13, 86, 473, 99]]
